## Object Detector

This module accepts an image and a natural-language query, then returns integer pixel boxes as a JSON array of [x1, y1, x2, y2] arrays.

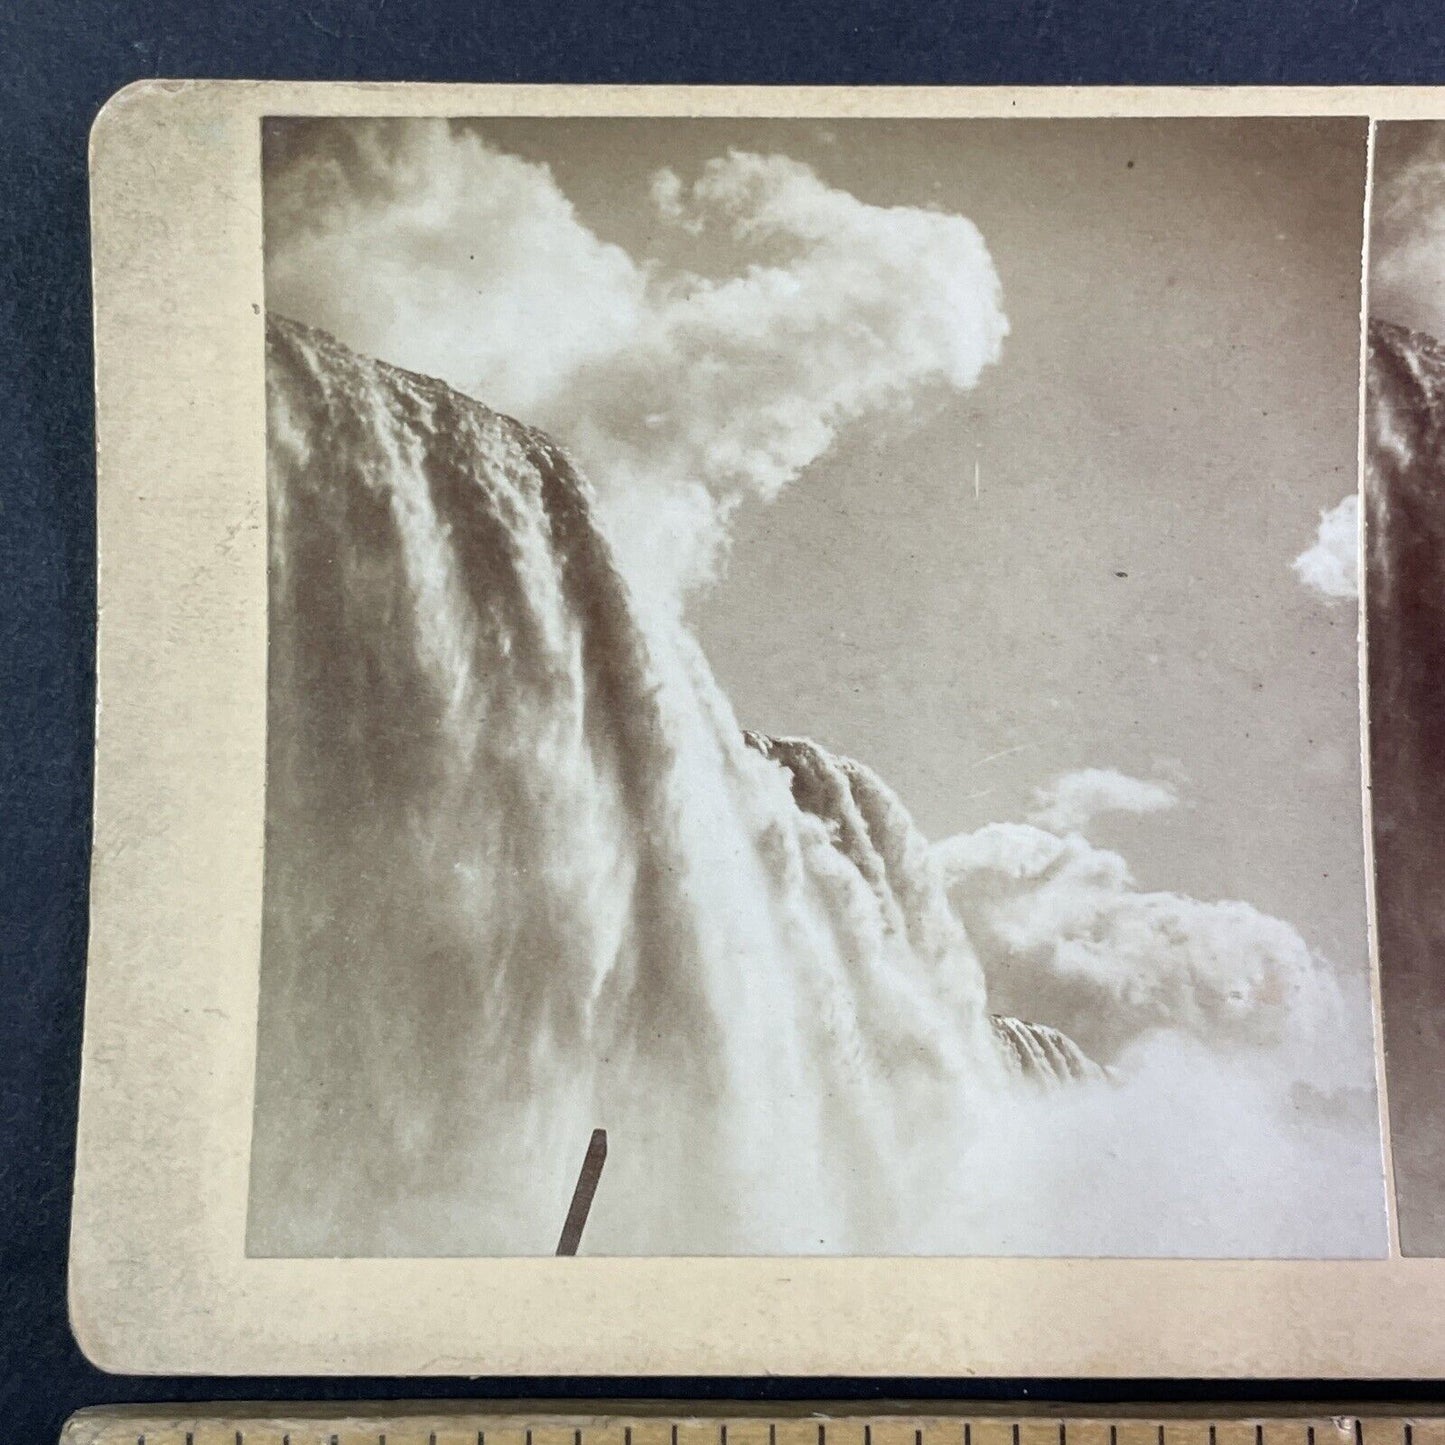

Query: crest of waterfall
[[989, 1016, 1111, 1086]]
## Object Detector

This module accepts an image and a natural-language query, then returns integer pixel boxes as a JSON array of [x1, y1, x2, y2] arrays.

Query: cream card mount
[[72, 80, 1445, 1376]]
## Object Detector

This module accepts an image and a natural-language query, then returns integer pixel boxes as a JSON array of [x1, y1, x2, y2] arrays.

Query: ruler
[[56, 1410, 1445, 1445]]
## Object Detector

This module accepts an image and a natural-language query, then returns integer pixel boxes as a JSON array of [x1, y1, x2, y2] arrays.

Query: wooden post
[[555, 1128, 607, 1256]]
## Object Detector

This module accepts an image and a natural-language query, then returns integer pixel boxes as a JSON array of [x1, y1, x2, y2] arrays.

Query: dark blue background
[[4, 3, 1445, 1443]]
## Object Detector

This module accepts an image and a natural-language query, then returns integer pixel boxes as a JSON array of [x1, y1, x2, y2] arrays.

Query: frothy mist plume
[[1371, 129, 1445, 342], [263, 120, 1008, 595], [933, 805, 1382, 1255], [935, 817, 1357, 1077], [1026, 767, 1178, 834], [249, 318, 1385, 1258], [1293, 493, 1360, 600]]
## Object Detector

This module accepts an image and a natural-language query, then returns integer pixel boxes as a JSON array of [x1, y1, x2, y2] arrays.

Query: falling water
[[989, 1016, 1109, 1086], [246, 317, 1103, 1257]]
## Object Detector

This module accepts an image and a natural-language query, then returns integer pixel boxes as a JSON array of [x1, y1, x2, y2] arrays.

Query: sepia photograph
[[242, 114, 1386, 1259], [86, 77, 1445, 1379], [1366, 120, 1445, 1257]]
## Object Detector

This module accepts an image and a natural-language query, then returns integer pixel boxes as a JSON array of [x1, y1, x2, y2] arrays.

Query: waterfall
[[244, 316, 1381, 1260], [246, 316, 1101, 1257], [990, 1016, 1110, 1087]]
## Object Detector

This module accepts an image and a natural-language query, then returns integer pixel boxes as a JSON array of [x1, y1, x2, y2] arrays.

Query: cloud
[[1026, 767, 1178, 834], [263, 120, 646, 420], [1292, 492, 1360, 601], [1372, 129, 1445, 339], [264, 120, 1009, 595], [934, 819, 1356, 1087]]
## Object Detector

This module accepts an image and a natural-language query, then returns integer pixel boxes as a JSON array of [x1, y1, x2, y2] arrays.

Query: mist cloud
[[1026, 767, 1178, 834], [264, 119, 1009, 594], [264, 121, 645, 419], [1292, 492, 1360, 601], [935, 819, 1354, 1084], [1372, 129, 1445, 340], [935, 805, 1380, 1254]]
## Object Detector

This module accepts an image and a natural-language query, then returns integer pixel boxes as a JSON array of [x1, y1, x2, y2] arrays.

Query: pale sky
[[267, 115, 1371, 974]]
